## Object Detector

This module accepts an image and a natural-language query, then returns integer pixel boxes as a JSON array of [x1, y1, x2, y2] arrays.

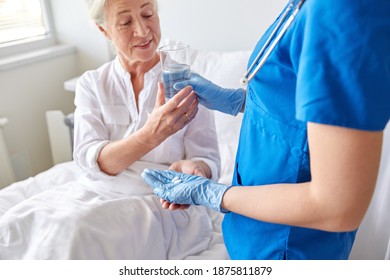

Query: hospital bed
[[1, 49, 389, 260], [0, 49, 250, 260]]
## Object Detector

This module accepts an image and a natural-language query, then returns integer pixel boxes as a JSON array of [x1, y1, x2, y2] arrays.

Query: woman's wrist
[[194, 160, 212, 179]]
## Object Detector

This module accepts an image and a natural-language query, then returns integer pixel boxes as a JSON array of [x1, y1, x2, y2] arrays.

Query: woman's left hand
[[160, 160, 209, 210], [169, 160, 207, 177]]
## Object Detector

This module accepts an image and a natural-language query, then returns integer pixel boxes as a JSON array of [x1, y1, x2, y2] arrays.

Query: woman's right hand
[[141, 82, 198, 147], [96, 83, 198, 176]]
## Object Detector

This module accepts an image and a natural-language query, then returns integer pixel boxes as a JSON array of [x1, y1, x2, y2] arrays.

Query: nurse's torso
[[222, 0, 356, 260]]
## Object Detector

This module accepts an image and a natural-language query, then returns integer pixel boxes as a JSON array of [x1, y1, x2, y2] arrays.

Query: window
[[0, 0, 55, 58]]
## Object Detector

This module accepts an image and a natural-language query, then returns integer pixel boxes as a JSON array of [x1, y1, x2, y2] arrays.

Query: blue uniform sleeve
[[295, 0, 390, 131]]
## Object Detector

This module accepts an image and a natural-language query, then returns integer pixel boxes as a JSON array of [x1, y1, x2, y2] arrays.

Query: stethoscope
[[240, 0, 306, 86]]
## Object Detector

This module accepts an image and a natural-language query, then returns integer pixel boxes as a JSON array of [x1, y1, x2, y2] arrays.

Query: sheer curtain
[[0, 0, 54, 59], [0, 0, 49, 44], [350, 123, 390, 260]]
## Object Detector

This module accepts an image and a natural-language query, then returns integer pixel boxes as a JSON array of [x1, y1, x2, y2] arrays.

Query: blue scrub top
[[222, 0, 390, 260]]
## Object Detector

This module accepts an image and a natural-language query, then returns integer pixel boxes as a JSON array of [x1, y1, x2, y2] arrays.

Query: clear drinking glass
[[159, 42, 191, 99]]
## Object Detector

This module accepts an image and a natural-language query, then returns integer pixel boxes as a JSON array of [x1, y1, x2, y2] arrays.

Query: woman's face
[[102, 0, 161, 66]]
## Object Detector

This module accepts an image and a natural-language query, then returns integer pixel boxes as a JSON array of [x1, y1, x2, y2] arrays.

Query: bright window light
[[0, 0, 51, 46]]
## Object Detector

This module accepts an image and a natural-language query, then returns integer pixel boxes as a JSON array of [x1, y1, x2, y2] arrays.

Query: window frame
[[0, 0, 56, 59]]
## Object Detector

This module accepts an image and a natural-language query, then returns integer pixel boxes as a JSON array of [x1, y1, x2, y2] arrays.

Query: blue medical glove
[[174, 73, 245, 116], [142, 169, 231, 213]]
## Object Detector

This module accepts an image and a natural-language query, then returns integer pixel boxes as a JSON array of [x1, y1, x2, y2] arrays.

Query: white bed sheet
[[0, 161, 229, 260]]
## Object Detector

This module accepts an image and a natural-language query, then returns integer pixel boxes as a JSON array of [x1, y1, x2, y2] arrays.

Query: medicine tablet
[[172, 176, 180, 182]]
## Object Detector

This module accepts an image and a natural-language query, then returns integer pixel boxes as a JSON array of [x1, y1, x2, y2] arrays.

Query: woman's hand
[[97, 82, 198, 176], [140, 82, 198, 147], [169, 160, 208, 177], [160, 160, 211, 210]]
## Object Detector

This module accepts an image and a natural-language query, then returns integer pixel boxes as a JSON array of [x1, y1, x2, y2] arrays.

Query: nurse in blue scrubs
[[142, 0, 390, 259]]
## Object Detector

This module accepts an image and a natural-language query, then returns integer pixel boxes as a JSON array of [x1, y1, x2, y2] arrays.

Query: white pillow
[[188, 49, 251, 184]]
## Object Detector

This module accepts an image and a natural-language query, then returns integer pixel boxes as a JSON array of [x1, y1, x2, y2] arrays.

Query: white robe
[[73, 57, 220, 181]]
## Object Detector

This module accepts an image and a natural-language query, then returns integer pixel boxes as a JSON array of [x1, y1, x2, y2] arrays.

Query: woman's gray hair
[[85, 0, 107, 25], [85, 0, 158, 26]]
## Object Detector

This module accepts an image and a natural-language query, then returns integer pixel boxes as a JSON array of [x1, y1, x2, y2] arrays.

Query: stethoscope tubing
[[240, 0, 305, 86]]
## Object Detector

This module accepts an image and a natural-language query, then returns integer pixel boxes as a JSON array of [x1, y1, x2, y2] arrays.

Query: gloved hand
[[141, 169, 231, 213], [174, 73, 245, 116]]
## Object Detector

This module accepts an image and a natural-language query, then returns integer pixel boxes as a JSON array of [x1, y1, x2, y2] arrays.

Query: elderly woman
[[0, 0, 220, 260], [78, 0, 219, 181]]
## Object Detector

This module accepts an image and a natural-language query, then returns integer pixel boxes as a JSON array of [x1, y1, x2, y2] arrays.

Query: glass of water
[[159, 42, 191, 99]]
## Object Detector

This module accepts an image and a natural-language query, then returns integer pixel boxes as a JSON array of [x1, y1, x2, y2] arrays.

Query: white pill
[[171, 176, 181, 184], [172, 176, 180, 182]]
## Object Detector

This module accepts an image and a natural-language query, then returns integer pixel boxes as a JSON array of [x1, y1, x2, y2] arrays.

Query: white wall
[[49, 0, 112, 72], [0, 54, 77, 180], [158, 0, 285, 51]]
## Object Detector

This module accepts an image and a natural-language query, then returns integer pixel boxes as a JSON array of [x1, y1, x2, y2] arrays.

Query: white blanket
[[0, 161, 228, 260]]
